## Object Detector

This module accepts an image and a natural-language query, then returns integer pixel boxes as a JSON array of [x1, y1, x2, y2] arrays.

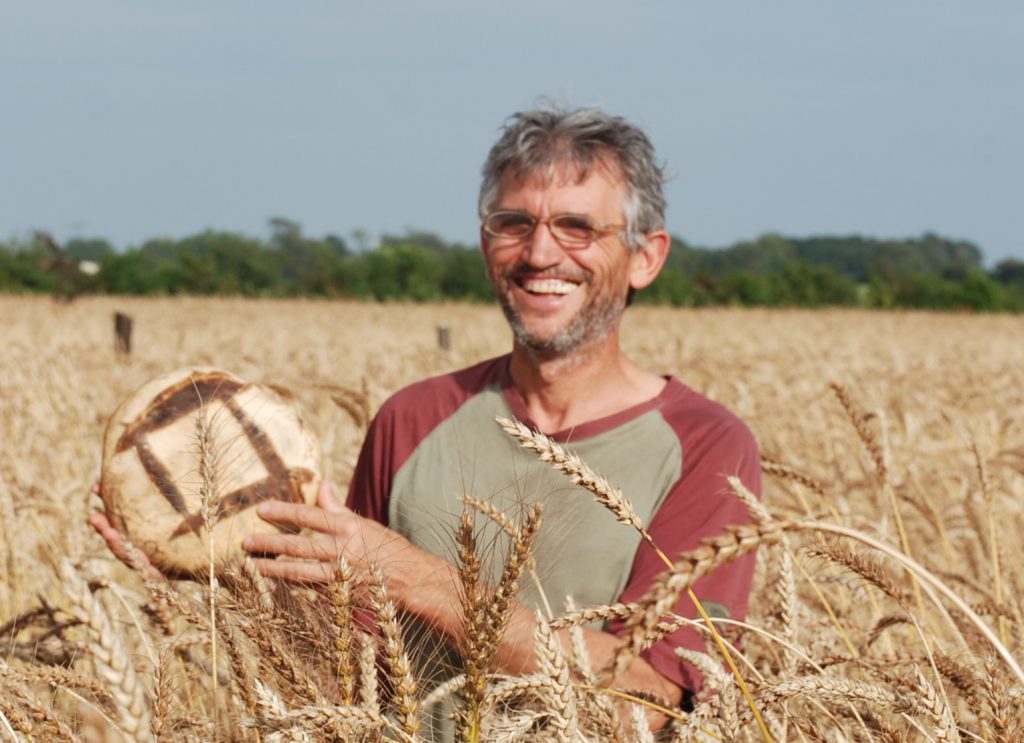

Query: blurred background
[[3, 1, 1022, 308]]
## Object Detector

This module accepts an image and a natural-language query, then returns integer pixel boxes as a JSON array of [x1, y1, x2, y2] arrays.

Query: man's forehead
[[498, 157, 626, 197]]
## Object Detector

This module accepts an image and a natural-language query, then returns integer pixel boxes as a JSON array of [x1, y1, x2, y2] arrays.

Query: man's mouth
[[517, 278, 581, 296]]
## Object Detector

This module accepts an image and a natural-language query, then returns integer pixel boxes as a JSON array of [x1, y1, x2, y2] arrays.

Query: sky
[[2, 1, 1022, 265]]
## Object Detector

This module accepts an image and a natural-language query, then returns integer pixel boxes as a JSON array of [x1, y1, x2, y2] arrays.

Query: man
[[243, 106, 761, 731], [93, 105, 760, 736]]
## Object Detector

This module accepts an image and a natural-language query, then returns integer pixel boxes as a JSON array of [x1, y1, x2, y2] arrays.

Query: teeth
[[522, 279, 579, 295]]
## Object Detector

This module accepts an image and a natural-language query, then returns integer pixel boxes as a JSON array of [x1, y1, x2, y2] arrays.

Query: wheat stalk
[[194, 402, 222, 736]]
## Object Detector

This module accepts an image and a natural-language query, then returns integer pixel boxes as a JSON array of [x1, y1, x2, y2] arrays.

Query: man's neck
[[507, 331, 666, 434]]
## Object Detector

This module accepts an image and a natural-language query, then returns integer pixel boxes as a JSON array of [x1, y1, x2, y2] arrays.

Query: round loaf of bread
[[100, 368, 321, 574]]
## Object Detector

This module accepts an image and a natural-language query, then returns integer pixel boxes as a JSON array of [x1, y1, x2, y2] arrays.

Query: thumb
[[317, 480, 345, 513]]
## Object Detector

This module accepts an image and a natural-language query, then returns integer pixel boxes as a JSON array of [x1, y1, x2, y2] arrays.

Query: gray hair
[[478, 106, 667, 251]]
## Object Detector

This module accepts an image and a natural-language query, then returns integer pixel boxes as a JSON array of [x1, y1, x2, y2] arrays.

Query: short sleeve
[[607, 413, 762, 693], [346, 401, 398, 525]]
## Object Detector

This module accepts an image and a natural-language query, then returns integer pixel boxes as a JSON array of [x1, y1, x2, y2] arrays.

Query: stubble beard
[[495, 273, 628, 359]]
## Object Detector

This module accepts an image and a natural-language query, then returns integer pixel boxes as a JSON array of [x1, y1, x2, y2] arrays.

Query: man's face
[[481, 164, 635, 358]]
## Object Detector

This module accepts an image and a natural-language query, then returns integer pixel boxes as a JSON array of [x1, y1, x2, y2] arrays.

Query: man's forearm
[[391, 548, 683, 729]]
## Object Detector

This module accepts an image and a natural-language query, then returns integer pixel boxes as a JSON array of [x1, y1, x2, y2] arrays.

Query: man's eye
[[553, 216, 596, 241], [490, 214, 534, 236]]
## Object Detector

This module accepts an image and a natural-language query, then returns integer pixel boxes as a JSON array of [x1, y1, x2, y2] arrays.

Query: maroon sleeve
[[345, 397, 399, 525], [607, 397, 762, 694], [346, 356, 509, 526]]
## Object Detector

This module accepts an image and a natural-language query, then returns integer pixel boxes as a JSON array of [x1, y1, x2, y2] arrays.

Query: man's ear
[[628, 230, 671, 290]]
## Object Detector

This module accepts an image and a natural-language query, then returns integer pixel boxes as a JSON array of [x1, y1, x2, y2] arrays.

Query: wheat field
[[1, 294, 1023, 742]]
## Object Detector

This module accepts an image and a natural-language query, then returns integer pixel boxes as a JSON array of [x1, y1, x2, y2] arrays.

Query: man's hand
[[87, 484, 163, 581], [243, 482, 427, 596]]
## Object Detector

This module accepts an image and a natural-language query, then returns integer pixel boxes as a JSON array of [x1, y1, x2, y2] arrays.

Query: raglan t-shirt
[[346, 354, 761, 694]]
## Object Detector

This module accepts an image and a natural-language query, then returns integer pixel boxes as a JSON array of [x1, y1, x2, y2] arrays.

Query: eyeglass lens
[[485, 213, 600, 244]]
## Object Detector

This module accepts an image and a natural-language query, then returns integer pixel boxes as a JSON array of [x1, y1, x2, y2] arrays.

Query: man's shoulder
[[657, 377, 758, 451], [375, 354, 508, 427]]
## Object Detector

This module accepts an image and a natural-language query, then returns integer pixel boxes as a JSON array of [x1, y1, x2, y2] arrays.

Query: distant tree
[[718, 271, 774, 306], [889, 273, 957, 310], [381, 230, 451, 255], [266, 219, 350, 295], [0, 238, 55, 292], [365, 243, 443, 301], [439, 246, 491, 300], [3, 224, 1016, 312], [865, 271, 894, 309], [66, 237, 115, 263], [101, 250, 174, 294], [993, 258, 1024, 284], [324, 234, 350, 258], [638, 266, 693, 306], [957, 268, 1003, 311]]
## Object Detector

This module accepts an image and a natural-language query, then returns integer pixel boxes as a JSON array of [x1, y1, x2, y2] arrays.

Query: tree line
[[2, 219, 1022, 311]]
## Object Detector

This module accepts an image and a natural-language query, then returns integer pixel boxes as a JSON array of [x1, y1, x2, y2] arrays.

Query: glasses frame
[[482, 210, 627, 248]]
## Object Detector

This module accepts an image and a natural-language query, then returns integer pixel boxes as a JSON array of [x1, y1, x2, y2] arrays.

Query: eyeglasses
[[482, 211, 626, 248]]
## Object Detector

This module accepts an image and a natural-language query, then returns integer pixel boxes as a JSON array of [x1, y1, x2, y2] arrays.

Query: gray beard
[[497, 287, 626, 358]]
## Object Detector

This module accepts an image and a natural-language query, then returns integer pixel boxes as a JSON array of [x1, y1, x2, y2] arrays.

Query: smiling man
[[244, 106, 762, 736]]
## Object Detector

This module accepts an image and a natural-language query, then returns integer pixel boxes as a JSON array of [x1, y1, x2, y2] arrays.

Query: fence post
[[114, 312, 133, 355], [436, 325, 451, 351]]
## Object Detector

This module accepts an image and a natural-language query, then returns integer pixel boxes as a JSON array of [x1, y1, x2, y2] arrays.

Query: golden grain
[[1, 297, 1022, 741]]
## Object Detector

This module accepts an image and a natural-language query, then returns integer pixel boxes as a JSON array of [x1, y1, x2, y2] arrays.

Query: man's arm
[[244, 485, 682, 728]]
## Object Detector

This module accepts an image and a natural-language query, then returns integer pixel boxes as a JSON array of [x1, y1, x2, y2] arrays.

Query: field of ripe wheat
[[1, 294, 1023, 742]]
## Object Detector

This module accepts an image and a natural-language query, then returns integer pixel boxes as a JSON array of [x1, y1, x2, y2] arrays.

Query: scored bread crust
[[100, 367, 321, 574]]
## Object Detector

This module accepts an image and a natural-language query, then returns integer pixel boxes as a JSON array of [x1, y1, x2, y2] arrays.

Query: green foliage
[[1, 225, 1019, 312], [66, 238, 115, 262], [0, 238, 57, 292], [638, 266, 693, 306], [364, 243, 444, 301], [957, 268, 1004, 311]]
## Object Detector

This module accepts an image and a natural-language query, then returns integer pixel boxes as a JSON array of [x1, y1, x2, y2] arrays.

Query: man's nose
[[520, 221, 565, 268]]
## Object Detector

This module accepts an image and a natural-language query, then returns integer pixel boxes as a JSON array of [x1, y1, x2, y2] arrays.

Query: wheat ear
[[233, 609, 321, 705], [804, 520, 1024, 685], [369, 563, 420, 738], [0, 696, 30, 740], [533, 611, 578, 742], [481, 502, 543, 661], [905, 668, 962, 743], [357, 630, 379, 710], [456, 509, 488, 740], [456, 500, 544, 739], [60, 559, 155, 742], [0, 672, 76, 741], [254, 677, 389, 740], [831, 383, 928, 623], [497, 417, 649, 541], [329, 557, 358, 706]]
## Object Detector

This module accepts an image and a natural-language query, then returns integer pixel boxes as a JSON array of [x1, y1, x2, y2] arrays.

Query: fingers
[[88, 511, 127, 557], [242, 533, 342, 562], [257, 500, 353, 534], [88, 510, 112, 533], [87, 511, 164, 581], [248, 557, 333, 583]]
